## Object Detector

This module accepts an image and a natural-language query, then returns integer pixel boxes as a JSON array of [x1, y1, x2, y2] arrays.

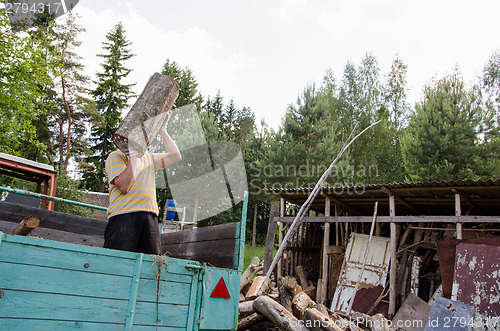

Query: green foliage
[[81, 22, 135, 192], [53, 170, 91, 217], [401, 72, 495, 181], [0, 9, 51, 156]]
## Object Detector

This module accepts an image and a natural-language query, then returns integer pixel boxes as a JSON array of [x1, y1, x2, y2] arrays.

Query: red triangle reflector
[[210, 277, 230, 299]]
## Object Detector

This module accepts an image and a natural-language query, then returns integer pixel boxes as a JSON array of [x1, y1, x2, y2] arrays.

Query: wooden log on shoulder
[[253, 295, 309, 331], [237, 312, 265, 331], [113, 72, 179, 156], [12, 214, 39, 236], [240, 256, 263, 291]]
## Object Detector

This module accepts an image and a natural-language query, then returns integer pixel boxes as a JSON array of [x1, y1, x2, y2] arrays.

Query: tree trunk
[[253, 295, 308, 331], [61, 73, 72, 172]]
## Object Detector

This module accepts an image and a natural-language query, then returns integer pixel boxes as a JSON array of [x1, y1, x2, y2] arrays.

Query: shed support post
[[389, 194, 397, 318], [455, 193, 463, 240], [320, 197, 331, 305], [278, 197, 285, 279]]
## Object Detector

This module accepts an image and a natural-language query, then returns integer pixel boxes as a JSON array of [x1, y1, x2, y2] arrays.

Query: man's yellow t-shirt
[[105, 150, 166, 218]]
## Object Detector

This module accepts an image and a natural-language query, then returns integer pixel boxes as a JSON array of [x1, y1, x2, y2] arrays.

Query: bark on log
[[291, 291, 315, 320], [237, 312, 265, 331], [241, 256, 263, 291], [239, 300, 255, 318], [253, 295, 309, 331], [12, 214, 39, 236], [279, 276, 298, 311], [303, 308, 344, 331], [113, 73, 179, 156]]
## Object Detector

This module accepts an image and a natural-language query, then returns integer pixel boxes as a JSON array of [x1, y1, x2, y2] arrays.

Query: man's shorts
[[104, 211, 161, 255]]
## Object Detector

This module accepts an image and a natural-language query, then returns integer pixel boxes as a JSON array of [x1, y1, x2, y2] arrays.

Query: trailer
[[0, 191, 249, 330]]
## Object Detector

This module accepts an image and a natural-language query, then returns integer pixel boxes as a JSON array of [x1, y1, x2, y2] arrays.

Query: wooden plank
[[263, 201, 280, 273], [160, 222, 237, 245], [0, 261, 192, 305], [162, 238, 236, 256], [0, 290, 190, 327], [0, 234, 198, 280], [274, 215, 500, 223], [0, 200, 106, 236], [0, 220, 104, 246]]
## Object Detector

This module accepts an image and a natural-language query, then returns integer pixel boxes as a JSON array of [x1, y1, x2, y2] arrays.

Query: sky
[[70, 0, 500, 129]]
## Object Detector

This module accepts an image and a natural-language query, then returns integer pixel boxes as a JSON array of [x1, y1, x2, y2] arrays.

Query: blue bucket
[[165, 199, 177, 221]]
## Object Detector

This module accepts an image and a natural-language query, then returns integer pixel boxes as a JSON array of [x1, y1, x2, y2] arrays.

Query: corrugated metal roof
[[265, 179, 500, 216]]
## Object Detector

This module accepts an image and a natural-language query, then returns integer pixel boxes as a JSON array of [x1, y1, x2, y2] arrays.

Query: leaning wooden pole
[[265, 120, 382, 279]]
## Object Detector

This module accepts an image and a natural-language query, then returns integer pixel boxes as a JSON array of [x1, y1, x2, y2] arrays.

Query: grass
[[243, 244, 266, 271]]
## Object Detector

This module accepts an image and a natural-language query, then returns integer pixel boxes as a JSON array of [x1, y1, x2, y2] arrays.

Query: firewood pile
[[238, 257, 392, 331]]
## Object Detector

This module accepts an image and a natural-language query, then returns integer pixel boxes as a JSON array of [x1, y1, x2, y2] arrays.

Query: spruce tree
[[81, 22, 135, 192]]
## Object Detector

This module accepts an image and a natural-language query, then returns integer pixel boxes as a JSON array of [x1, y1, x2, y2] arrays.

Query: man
[[104, 120, 181, 254]]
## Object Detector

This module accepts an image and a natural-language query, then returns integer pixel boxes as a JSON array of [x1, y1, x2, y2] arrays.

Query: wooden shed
[[264, 179, 500, 317]]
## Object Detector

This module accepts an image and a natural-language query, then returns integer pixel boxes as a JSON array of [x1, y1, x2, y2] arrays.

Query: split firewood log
[[291, 291, 315, 320], [240, 256, 263, 291], [12, 214, 39, 236], [237, 312, 265, 331], [303, 308, 344, 331], [239, 300, 255, 318], [295, 265, 309, 289], [279, 276, 298, 311], [253, 295, 309, 331]]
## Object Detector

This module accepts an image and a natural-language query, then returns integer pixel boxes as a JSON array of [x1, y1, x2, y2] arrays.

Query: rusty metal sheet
[[436, 237, 500, 299], [329, 233, 391, 314], [351, 285, 388, 317], [452, 243, 500, 329], [393, 293, 430, 331]]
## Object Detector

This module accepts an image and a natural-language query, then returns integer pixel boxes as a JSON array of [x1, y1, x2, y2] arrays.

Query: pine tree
[[401, 71, 491, 181], [81, 22, 135, 192]]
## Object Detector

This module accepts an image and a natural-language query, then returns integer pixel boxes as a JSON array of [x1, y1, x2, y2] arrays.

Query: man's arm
[[112, 155, 138, 194], [160, 130, 182, 167]]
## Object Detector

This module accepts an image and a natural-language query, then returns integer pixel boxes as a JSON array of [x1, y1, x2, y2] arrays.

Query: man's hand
[[161, 111, 172, 132]]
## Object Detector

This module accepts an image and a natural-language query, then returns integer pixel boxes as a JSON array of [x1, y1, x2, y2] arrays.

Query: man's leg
[[137, 212, 161, 255], [104, 213, 140, 252]]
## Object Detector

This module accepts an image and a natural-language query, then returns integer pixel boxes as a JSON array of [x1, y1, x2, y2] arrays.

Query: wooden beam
[[263, 201, 280, 274], [389, 194, 397, 318], [274, 215, 500, 223], [321, 193, 356, 214], [381, 187, 419, 214]]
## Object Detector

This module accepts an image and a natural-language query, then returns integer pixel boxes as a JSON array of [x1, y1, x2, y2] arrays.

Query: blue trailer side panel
[[0, 233, 202, 330]]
